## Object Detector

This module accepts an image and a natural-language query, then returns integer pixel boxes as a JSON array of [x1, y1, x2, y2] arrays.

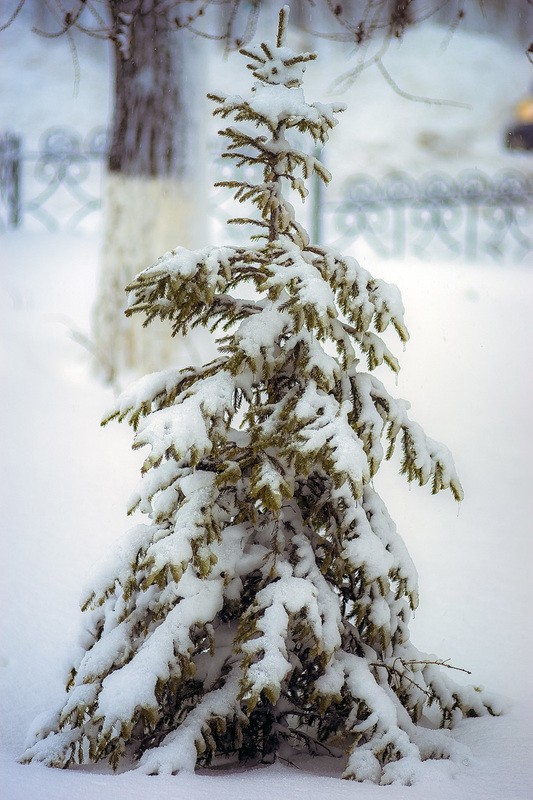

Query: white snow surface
[[2, 231, 533, 799], [2, 10, 533, 800]]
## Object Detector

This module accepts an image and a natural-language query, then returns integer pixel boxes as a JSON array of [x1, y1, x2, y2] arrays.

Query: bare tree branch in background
[[1, 1, 503, 52]]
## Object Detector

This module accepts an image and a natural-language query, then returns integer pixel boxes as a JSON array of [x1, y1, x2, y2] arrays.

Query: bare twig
[[376, 58, 470, 109], [0, 0, 25, 33], [403, 658, 472, 675], [373, 656, 472, 678]]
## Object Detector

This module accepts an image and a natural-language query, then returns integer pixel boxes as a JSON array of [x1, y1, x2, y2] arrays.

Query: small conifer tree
[[23, 7, 498, 784]]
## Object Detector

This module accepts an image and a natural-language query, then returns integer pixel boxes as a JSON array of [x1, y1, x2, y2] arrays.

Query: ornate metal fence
[[330, 170, 533, 263], [0, 127, 108, 233], [1, 126, 532, 263]]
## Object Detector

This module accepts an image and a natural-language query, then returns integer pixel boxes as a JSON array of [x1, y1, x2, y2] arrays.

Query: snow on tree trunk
[[22, 7, 501, 784], [93, 3, 205, 382]]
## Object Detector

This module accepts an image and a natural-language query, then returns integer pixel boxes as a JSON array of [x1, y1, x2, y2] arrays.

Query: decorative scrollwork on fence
[[0, 127, 108, 232], [332, 169, 533, 262], [1, 127, 532, 263]]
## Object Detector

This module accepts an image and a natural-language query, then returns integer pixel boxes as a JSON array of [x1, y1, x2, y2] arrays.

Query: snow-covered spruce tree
[[22, 7, 498, 784]]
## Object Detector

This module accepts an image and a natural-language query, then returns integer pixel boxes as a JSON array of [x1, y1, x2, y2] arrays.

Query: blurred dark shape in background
[[506, 94, 533, 151]]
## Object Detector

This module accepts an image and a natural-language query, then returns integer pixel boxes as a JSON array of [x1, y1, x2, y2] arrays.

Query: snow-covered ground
[[2, 232, 532, 800], [1, 8, 533, 800]]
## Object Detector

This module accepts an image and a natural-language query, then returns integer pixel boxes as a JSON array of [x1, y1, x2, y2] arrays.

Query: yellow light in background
[[515, 97, 533, 123]]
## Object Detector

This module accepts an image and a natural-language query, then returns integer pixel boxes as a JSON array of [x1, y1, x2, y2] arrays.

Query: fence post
[[1, 132, 22, 228], [310, 145, 323, 246]]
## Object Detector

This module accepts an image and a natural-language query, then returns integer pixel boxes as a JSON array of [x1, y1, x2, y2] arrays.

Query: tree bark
[[93, 1, 207, 383], [108, 1, 196, 180]]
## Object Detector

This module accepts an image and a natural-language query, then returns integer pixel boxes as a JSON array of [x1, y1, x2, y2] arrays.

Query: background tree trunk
[[93, 1, 206, 383], [108, 2, 196, 180]]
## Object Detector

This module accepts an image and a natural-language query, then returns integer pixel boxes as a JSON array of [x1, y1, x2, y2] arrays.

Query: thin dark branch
[[32, 0, 86, 37], [65, 23, 81, 94], [0, 0, 25, 33], [330, 36, 391, 93], [376, 58, 471, 109], [405, 658, 472, 675]]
